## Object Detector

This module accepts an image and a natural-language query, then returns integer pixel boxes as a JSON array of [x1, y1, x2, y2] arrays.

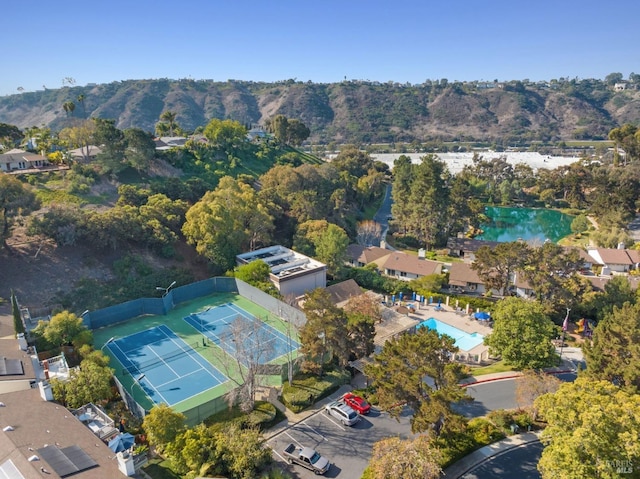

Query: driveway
[[267, 402, 414, 478]]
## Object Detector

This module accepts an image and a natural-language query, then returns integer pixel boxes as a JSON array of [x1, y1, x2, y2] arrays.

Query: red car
[[341, 392, 371, 415]]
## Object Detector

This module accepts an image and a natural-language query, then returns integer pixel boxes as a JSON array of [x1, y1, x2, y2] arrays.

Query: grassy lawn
[[143, 458, 182, 479], [469, 360, 517, 376]]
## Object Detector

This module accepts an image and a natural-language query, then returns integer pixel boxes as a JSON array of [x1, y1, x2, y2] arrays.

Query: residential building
[[0, 149, 49, 173], [587, 247, 640, 274], [325, 279, 364, 307], [448, 262, 487, 295], [345, 244, 390, 267], [377, 251, 442, 281], [446, 237, 501, 262], [236, 245, 326, 297]]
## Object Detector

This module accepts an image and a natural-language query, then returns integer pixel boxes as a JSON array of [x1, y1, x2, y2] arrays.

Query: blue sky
[[3, 0, 639, 96]]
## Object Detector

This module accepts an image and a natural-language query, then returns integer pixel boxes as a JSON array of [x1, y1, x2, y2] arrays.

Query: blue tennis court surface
[[107, 325, 228, 406], [184, 303, 299, 365]]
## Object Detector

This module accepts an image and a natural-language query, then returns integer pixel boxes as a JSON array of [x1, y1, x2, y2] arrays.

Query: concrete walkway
[[442, 431, 542, 478]]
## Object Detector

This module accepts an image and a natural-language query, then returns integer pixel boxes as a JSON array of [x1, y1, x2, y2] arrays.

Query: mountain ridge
[[1, 78, 639, 143]]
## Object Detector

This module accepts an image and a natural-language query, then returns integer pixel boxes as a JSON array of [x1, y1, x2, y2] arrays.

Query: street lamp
[[559, 307, 571, 359], [130, 373, 145, 398], [156, 281, 176, 297]]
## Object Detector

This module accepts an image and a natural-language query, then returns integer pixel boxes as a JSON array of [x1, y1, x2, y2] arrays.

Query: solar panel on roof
[[0, 459, 26, 479], [0, 358, 24, 376], [37, 445, 98, 477]]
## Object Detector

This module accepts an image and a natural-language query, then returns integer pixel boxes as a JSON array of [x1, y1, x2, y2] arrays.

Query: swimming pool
[[418, 318, 485, 351]]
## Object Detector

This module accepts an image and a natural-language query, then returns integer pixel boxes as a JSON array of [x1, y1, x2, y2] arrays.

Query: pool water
[[418, 318, 484, 351]]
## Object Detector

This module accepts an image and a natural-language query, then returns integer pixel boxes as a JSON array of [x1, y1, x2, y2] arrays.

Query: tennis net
[[121, 342, 199, 375]]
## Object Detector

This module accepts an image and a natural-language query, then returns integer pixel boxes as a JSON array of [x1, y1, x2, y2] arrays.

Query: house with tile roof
[[377, 251, 442, 281], [587, 247, 640, 274], [345, 244, 390, 267], [325, 279, 364, 307], [448, 262, 487, 295], [446, 237, 501, 262]]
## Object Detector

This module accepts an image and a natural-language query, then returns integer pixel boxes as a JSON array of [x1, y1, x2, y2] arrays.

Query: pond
[[476, 206, 574, 243]]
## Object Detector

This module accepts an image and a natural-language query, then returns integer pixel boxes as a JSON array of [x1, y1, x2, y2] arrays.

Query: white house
[[236, 245, 327, 297]]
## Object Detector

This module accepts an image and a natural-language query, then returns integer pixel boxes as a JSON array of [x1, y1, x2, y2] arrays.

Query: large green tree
[[365, 327, 466, 434], [33, 310, 92, 349], [202, 118, 247, 155], [484, 297, 558, 369], [0, 175, 39, 248], [50, 359, 113, 408], [300, 288, 349, 374], [142, 403, 186, 453], [519, 242, 582, 305], [124, 127, 156, 171], [182, 176, 273, 271], [471, 241, 530, 296], [535, 377, 640, 479], [583, 302, 640, 390], [93, 118, 126, 173]]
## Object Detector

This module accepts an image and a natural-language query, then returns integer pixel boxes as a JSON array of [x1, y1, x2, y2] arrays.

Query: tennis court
[[106, 325, 228, 406], [184, 302, 299, 365]]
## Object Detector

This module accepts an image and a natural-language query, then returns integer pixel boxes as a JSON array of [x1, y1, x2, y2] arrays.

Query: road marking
[[271, 448, 287, 463], [285, 431, 303, 446], [320, 411, 346, 431], [301, 421, 330, 439]]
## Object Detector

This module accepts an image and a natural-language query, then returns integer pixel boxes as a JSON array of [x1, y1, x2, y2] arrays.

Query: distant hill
[[1, 78, 639, 143]]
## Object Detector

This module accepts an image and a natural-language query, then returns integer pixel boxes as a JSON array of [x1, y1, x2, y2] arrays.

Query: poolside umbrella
[[108, 433, 135, 453], [474, 311, 491, 321]]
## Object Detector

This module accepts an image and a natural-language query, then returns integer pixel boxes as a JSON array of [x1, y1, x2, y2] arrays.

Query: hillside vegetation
[[1, 78, 639, 143]]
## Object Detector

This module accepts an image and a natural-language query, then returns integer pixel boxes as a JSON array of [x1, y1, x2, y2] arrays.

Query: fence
[[89, 277, 307, 423]]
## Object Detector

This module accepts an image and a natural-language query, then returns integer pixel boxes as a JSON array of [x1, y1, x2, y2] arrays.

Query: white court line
[[159, 326, 223, 383], [110, 341, 144, 376], [148, 346, 180, 379], [139, 376, 170, 405], [227, 303, 291, 343]]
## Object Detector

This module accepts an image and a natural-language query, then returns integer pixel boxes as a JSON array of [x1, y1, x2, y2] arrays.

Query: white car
[[325, 400, 360, 426]]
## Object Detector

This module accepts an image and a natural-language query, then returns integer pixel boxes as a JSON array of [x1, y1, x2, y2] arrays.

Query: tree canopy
[[368, 435, 442, 479], [142, 403, 186, 453], [535, 377, 640, 479], [583, 301, 640, 390], [484, 297, 558, 369], [365, 327, 466, 434], [182, 176, 273, 271]]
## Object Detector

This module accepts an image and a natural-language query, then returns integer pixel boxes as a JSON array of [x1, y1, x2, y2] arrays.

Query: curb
[[443, 432, 542, 478], [460, 368, 574, 387]]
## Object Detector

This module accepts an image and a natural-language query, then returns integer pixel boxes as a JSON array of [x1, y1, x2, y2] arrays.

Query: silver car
[[324, 400, 360, 426]]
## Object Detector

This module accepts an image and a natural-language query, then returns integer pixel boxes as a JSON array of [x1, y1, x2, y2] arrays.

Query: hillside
[[1, 78, 639, 143]]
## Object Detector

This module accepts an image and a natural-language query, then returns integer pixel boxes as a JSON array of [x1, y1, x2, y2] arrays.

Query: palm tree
[[159, 111, 178, 136], [62, 101, 76, 117], [77, 94, 86, 118]]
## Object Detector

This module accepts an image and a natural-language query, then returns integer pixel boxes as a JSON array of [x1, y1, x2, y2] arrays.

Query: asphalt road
[[461, 441, 544, 479], [267, 404, 415, 478], [454, 373, 577, 418]]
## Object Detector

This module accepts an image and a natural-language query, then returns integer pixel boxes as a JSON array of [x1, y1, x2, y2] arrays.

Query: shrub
[[281, 369, 350, 413], [467, 417, 505, 445]]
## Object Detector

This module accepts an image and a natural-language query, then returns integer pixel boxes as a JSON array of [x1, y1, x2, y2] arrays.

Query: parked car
[[325, 400, 360, 426], [283, 443, 331, 475], [340, 392, 371, 415]]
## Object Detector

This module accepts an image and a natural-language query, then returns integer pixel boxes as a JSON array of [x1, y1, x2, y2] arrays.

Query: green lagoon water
[[477, 207, 574, 243]]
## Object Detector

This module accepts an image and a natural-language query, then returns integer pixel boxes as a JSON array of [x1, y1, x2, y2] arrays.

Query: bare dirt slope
[[0, 228, 114, 312]]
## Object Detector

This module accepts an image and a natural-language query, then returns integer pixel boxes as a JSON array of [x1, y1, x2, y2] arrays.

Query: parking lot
[[267, 394, 415, 478]]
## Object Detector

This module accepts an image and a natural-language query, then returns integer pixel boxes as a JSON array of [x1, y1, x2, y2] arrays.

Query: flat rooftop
[[237, 245, 326, 279]]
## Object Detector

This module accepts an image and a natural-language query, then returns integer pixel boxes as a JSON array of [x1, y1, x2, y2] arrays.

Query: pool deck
[[378, 301, 492, 362]]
